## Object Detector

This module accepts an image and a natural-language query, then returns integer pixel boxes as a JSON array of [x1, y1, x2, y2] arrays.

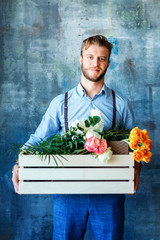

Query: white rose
[[92, 121, 104, 132], [91, 109, 104, 132], [98, 147, 113, 163], [79, 110, 104, 133], [86, 129, 101, 139], [71, 119, 84, 135], [79, 121, 104, 133]]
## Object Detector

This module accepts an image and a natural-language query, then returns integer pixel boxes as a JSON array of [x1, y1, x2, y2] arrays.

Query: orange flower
[[134, 146, 152, 163], [140, 129, 149, 144], [145, 139, 152, 150], [142, 149, 152, 163], [132, 149, 144, 163], [140, 145, 151, 157], [129, 140, 139, 150], [129, 127, 142, 142], [143, 153, 152, 163], [139, 145, 148, 155]]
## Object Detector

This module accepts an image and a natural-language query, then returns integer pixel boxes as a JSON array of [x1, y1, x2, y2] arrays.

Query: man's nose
[[93, 58, 99, 67]]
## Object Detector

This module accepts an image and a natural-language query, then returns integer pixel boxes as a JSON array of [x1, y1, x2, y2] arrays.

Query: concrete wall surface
[[0, 0, 160, 239]]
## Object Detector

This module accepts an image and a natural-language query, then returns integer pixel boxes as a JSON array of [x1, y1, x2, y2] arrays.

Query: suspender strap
[[112, 90, 116, 129], [64, 92, 69, 133], [64, 90, 116, 133]]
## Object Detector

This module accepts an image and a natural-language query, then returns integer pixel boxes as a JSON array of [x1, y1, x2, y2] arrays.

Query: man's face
[[80, 44, 110, 82]]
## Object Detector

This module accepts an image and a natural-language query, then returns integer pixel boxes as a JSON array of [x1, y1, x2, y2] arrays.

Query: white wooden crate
[[18, 153, 134, 194]]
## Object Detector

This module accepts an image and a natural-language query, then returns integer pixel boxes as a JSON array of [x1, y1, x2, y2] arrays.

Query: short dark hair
[[81, 35, 113, 59]]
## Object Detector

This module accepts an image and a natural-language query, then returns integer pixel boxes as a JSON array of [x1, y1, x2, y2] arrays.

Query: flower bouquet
[[19, 110, 129, 163], [17, 110, 152, 194], [19, 109, 152, 164]]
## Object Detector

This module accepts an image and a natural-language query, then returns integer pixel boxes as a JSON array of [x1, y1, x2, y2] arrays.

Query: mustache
[[89, 67, 101, 70]]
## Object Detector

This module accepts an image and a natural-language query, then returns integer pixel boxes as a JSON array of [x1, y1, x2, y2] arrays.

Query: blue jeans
[[53, 194, 125, 240]]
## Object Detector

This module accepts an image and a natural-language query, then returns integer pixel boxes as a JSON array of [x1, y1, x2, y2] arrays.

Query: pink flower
[[85, 136, 99, 152], [98, 139, 107, 154], [85, 136, 107, 155]]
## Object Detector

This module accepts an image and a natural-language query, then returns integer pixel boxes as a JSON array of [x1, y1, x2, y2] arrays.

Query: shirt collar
[[77, 82, 107, 97], [77, 82, 85, 96], [99, 84, 106, 95]]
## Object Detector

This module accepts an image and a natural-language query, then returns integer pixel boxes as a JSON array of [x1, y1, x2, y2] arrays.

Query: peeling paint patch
[[108, 36, 119, 55], [116, 1, 151, 32], [107, 36, 119, 70]]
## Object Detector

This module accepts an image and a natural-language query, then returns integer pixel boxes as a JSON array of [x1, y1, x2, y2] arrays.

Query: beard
[[81, 64, 108, 82]]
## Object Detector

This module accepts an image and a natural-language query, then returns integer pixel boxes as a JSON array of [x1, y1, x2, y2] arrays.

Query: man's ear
[[79, 55, 82, 65], [107, 60, 110, 68]]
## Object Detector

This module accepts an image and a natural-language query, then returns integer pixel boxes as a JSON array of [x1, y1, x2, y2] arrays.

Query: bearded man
[[12, 35, 141, 240]]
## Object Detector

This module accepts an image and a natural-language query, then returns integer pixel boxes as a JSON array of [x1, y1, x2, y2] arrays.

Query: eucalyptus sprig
[[84, 115, 101, 128]]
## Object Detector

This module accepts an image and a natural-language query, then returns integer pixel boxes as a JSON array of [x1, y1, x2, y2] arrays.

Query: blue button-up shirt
[[24, 83, 134, 147]]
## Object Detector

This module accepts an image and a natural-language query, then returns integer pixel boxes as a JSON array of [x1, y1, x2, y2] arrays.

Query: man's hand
[[134, 161, 142, 194], [12, 164, 19, 194]]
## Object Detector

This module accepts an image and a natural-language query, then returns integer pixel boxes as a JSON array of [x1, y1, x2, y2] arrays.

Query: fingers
[[12, 165, 19, 194]]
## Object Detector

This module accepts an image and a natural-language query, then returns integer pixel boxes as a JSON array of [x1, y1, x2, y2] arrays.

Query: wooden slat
[[19, 153, 134, 167], [19, 181, 134, 194], [19, 168, 134, 181]]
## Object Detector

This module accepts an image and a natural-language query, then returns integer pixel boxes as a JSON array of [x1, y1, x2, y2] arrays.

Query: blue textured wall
[[0, 0, 160, 239]]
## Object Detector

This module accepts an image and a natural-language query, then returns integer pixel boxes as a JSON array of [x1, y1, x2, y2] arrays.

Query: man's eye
[[99, 57, 106, 62], [87, 56, 93, 60]]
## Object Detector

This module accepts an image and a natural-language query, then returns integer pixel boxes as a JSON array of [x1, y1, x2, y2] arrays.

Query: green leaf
[[93, 116, 101, 124], [69, 141, 73, 149], [77, 126, 84, 132], [85, 120, 90, 127], [74, 140, 77, 149], [88, 116, 91, 120]]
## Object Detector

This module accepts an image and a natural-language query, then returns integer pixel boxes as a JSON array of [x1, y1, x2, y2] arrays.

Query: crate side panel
[[19, 181, 134, 194]]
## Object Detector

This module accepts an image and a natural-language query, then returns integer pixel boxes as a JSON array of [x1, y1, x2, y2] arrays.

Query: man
[[12, 35, 141, 240]]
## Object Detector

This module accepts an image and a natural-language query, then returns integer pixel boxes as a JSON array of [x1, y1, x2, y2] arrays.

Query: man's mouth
[[90, 68, 100, 72]]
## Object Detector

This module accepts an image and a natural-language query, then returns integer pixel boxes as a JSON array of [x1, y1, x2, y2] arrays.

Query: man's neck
[[80, 76, 104, 99]]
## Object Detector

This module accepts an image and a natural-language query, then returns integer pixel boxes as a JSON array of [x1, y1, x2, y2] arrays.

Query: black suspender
[[64, 90, 116, 133], [64, 92, 69, 133], [112, 90, 116, 129]]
